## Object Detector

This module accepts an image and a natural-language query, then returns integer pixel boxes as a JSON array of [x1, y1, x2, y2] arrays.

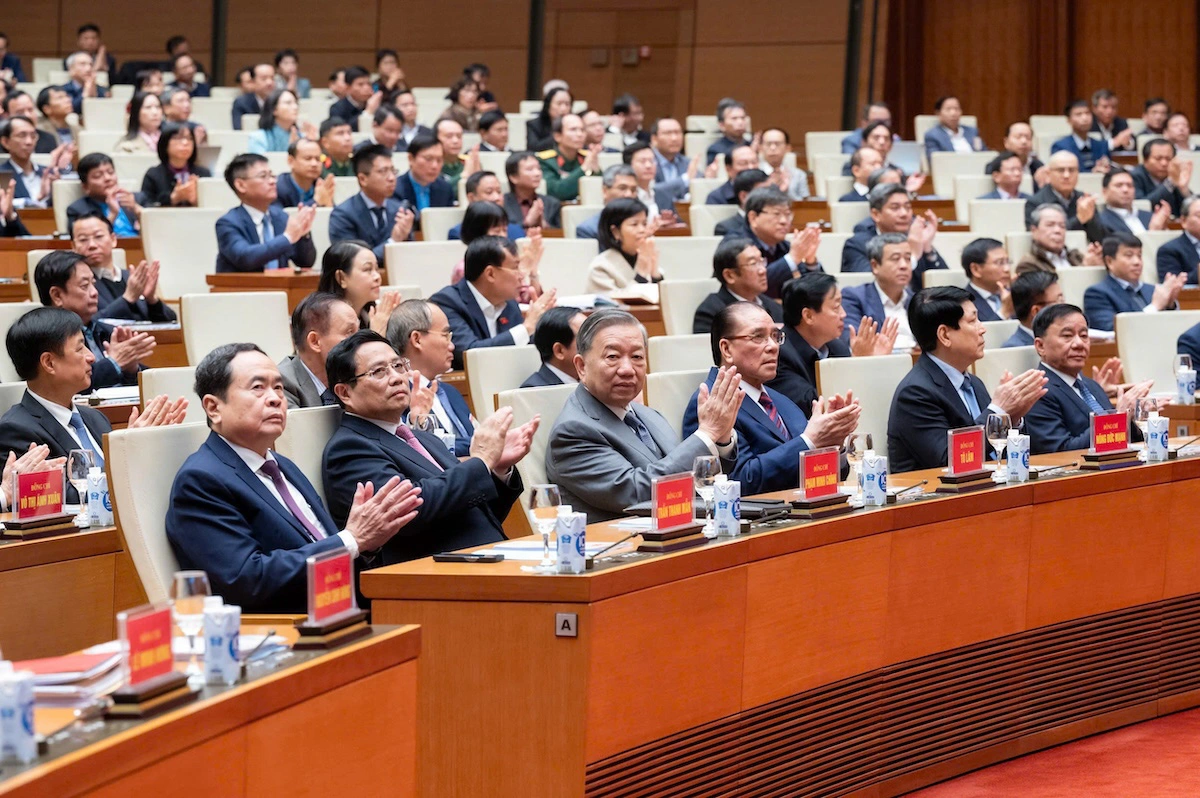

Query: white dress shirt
[[466, 280, 529, 345], [944, 126, 973, 153], [1109, 206, 1146, 235], [739, 379, 814, 450], [1046, 248, 1073, 270], [28, 389, 103, 453], [241, 203, 270, 242], [636, 185, 660, 218], [874, 283, 915, 351], [13, 162, 46, 209]]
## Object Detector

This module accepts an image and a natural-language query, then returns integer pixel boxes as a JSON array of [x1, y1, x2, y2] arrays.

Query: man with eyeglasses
[[216, 153, 317, 273], [841, 183, 949, 288], [693, 237, 783, 334], [1023, 150, 1106, 243], [322, 330, 534, 564], [739, 186, 823, 298], [71, 211, 177, 322], [683, 302, 859, 494], [330, 145, 417, 257]]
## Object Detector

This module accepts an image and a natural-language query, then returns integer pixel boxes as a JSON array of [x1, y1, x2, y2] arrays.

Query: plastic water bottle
[[0, 661, 36, 764], [87, 467, 113, 526], [203, 597, 241, 686]]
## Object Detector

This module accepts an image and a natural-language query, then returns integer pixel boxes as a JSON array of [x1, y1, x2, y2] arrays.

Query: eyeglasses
[[372, 167, 399, 177], [246, 171, 275, 182], [726, 330, 785, 346], [351, 358, 410, 383], [758, 208, 794, 221], [419, 328, 453, 341]]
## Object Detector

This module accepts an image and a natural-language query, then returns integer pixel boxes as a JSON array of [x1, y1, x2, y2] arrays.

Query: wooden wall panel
[[0, 555, 115, 661], [83, 732, 247, 798], [693, 0, 847, 45], [58, 0, 213, 68]]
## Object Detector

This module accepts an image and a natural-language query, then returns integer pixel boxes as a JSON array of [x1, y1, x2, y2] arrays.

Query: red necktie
[[395, 425, 444, 471], [758, 393, 790, 441]]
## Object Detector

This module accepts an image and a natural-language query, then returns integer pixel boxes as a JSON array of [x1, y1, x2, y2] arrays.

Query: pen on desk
[[243, 629, 277, 662], [751, 509, 792, 527], [896, 480, 928, 497], [1172, 434, 1200, 452]]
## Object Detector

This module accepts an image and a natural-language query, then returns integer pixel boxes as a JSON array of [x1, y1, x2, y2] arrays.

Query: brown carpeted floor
[[905, 708, 1200, 797]]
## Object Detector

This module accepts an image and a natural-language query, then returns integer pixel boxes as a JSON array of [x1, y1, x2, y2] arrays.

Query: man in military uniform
[[537, 113, 601, 202]]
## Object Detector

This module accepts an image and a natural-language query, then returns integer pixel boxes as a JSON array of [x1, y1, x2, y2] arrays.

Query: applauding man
[[329, 144, 416, 256], [216, 153, 317, 272], [71, 211, 177, 322]]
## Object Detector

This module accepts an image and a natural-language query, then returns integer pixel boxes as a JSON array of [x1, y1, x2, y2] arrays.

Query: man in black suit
[[1089, 89, 1133, 150], [429, 236, 557, 369], [1024, 303, 1150, 454], [887, 286, 1047, 472], [215, 153, 317, 272], [353, 105, 405, 155], [2, 93, 60, 154], [66, 153, 140, 235], [727, 186, 823, 299], [1130, 138, 1191, 216], [1004, 270, 1062, 348], [393, 135, 455, 230], [608, 93, 650, 147], [34, 251, 155, 392], [70, 212, 176, 323], [705, 145, 758, 205], [1156, 196, 1200, 283], [694, 236, 783, 333], [275, 139, 333, 208], [839, 147, 884, 202], [329, 144, 416, 257], [394, 91, 433, 148], [0, 307, 185, 501], [1099, 168, 1166, 236], [705, 99, 752, 165], [712, 169, 768, 237], [231, 63, 275, 130], [841, 183, 948, 288], [980, 151, 1031, 200], [961, 237, 1012, 322], [1139, 98, 1170, 137], [478, 110, 509, 152], [60, 50, 108, 115], [1024, 151, 1106, 243], [322, 331, 533, 564], [503, 150, 562, 229], [521, 306, 585, 387], [329, 66, 376, 126]]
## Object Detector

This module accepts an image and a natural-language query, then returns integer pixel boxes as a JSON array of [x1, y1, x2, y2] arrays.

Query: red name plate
[[653, 472, 695, 530], [309, 550, 354, 623], [799, 447, 840, 499], [948, 427, 985, 474], [16, 470, 64, 519], [125, 606, 173, 685], [1092, 410, 1129, 453]]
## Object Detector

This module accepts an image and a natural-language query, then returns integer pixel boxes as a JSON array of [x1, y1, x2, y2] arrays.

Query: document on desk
[[475, 539, 612, 561], [77, 386, 141, 404], [97, 319, 181, 331]]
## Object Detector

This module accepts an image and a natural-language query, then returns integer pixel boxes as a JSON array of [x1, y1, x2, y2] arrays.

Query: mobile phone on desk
[[432, 552, 505, 563]]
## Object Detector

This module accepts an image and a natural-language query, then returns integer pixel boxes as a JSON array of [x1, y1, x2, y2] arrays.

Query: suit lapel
[[21, 393, 86, 458], [741, 389, 786, 442], [918, 356, 973, 426], [454, 281, 491, 338], [207, 434, 314, 544], [346, 415, 444, 476], [632, 401, 677, 454], [1044, 367, 1092, 417]]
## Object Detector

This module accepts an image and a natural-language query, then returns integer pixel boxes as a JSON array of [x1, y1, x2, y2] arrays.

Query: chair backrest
[[197, 177, 238, 209], [817, 353, 913, 447], [1053, 266, 1107, 307], [923, 270, 968, 289], [659, 279, 720, 336], [82, 97, 127, 131], [138, 367, 205, 424], [1137, 230, 1178, 285], [140, 208, 225, 298], [830, 201, 870, 233], [688, 205, 738, 237], [333, 176, 359, 204], [812, 154, 849, 198], [1116, 310, 1200, 389], [824, 176, 852, 202], [477, 150, 508, 175], [819, 233, 852, 272], [272, 406, 343, 505], [981, 319, 1019, 349], [685, 115, 720, 134], [1075, 172, 1103, 195], [205, 129, 252, 154], [578, 176, 604, 206], [685, 132, 720, 159], [110, 153, 158, 184], [933, 231, 984, 273], [504, 113, 531, 150], [929, 151, 998, 198], [106, 422, 213, 604], [420, 207, 466, 242], [1005, 230, 1087, 264], [538, 239, 597, 296], [496, 383, 576, 513], [76, 130, 123, 157], [655, 236, 721, 281], [954, 175, 1036, 223], [189, 98, 235, 130], [644, 370, 708, 439], [31, 58, 61, 84], [0, 303, 37, 382], [972, 346, 1040, 393], [835, 272, 876, 288], [1029, 115, 1071, 141], [969, 199, 1027, 239], [181, 291, 292, 364], [0, 382, 27, 416], [562, 205, 600, 238], [914, 114, 979, 148], [688, 178, 727, 206], [804, 131, 853, 173], [464, 345, 541, 418], [648, 334, 712, 373], [384, 241, 466, 298]]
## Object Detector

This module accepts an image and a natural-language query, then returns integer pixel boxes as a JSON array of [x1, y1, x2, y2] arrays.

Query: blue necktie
[[82, 325, 104, 360], [436, 385, 469, 437], [262, 213, 284, 270], [1075, 379, 1105, 414], [624, 410, 660, 456], [69, 411, 103, 468], [1126, 285, 1147, 310], [960, 376, 981, 420]]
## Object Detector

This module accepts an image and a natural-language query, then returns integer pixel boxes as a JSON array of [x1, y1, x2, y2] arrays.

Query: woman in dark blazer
[[140, 122, 211, 207], [526, 87, 573, 152]]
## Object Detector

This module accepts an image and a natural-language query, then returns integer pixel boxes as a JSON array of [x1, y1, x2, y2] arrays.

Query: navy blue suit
[[1, 160, 45, 204], [840, 129, 865, 155], [1003, 327, 1035, 348], [274, 173, 313, 208], [1, 53, 26, 83], [1024, 364, 1137, 454], [392, 174, 455, 228], [1050, 135, 1110, 173], [426, 382, 475, 457], [683, 367, 813, 494], [1157, 233, 1200, 284], [768, 324, 850, 418], [321, 414, 516, 564], [706, 181, 736, 205], [888, 353, 995, 473], [328, 97, 365, 125], [1097, 207, 1152, 237], [841, 282, 912, 343], [429, 280, 524, 369], [727, 235, 821, 299], [978, 189, 1030, 200], [520, 364, 565, 388], [1082, 274, 1156, 332], [838, 190, 869, 203], [923, 125, 985, 160], [329, 193, 406, 259], [82, 321, 139, 391], [840, 226, 948, 287], [231, 93, 264, 130], [574, 214, 600, 242], [61, 80, 108, 115], [966, 284, 1005, 322], [214, 205, 317, 272], [1178, 322, 1200, 366], [0, 392, 110, 503], [166, 433, 346, 613]]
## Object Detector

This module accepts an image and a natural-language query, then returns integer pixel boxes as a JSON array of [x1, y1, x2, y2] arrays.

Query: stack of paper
[[14, 652, 123, 708]]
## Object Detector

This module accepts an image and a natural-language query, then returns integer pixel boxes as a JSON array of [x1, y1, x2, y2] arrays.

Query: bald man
[[1023, 151, 1106, 243]]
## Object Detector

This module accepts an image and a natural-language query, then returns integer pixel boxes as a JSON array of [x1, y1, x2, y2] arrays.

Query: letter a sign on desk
[[652, 473, 695, 531]]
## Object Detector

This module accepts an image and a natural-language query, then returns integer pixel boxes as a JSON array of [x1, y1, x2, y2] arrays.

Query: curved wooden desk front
[[364, 452, 1200, 797]]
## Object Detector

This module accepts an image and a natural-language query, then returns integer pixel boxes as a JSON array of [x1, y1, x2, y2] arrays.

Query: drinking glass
[[1134, 397, 1159, 440], [523, 484, 561, 574], [843, 433, 873, 502], [1174, 354, 1193, 373], [986, 413, 1012, 479], [171, 570, 211, 687], [67, 449, 95, 526], [693, 456, 721, 537]]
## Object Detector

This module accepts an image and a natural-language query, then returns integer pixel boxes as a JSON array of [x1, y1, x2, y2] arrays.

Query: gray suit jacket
[[278, 355, 323, 409], [546, 383, 736, 522]]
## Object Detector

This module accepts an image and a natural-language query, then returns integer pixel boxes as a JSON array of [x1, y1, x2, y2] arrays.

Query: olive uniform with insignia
[[537, 148, 597, 202], [441, 154, 467, 192]]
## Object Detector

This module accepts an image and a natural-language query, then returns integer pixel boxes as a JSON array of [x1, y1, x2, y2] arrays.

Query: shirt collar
[[466, 279, 504, 318], [91, 263, 122, 282], [1186, 232, 1200, 249], [739, 378, 765, 404], [545, 363, 578, 384], [1019, 323, 1035, 339], [853, 182, 868, 195], [969, 282, 999, 302], [1072, 133, 1091, 149], [27, 387, 76, 425], [1111, 274, 1141, 292], [874, 282, 909, 309], [727, 288, 761, 305], [927, 353, 969, 391], [1110, 205, 1134, 218], [218, 434, 275, 473], [361, 193, 384, 211], [241, 203, 267, 225], [1043, 362, 1082, 388], [300, 360, 326, 394], [346, 411, 404, 435]]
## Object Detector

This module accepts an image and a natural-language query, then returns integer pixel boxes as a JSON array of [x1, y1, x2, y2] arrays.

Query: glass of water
[[171, 570, 211, 687], [67, 449, 95, 526], [986, 413, 1012, 479], [1134, 397, 1158, 440], [523, 484, 561, 574], [693, 456, 721, 537], [843, 433, 873, 502]]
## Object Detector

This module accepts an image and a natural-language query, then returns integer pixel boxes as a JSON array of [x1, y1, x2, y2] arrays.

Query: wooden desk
[[0, 238, 145, 282], [1178, 287, 1200, 310], [0, 625, 420, 798], [1163, 402, 1200, 436], [17, 209, 57, 236], [364, 451, 1200, 797], [205, 271, 318, 312]]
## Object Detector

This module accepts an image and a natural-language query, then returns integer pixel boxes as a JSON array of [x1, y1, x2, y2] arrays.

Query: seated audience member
[[1139, 97, 1170, 137], [248, 89, 310, 154], [60, 51, 107, 116], [275, 139, 335, 208], [435, 118, 469, 191], [0, 116, 65, 209], [318, 116, 355, 177], [374, 50, 407, 99], [1050, 100, 1111, 173], [162, 87, 207, 145], [651, 118, 694, 204], [961, 237, 1012, 321], [35, 86, 79, 148], [842, 233, 917, 352], [431, 236, 555, 369], [478, 110, 509, 152], [607, 94, 648, 147], [234, 67, 254, 94], [683, 303, 859, 493], [3, 92, 60, 153], [505, 150, 562, 229], [387, 300, 477, 455], [232, 63, 275, 130], [166, 342, 422, 612], [71, 212, 176, 322], [318, 239, 399, 334], [583, 109, 618, 154], [1024, 152, 1106, 242], [923, 95, 985, 159], [448, 202, 543, 295], [841, 183, 948, 287], [327, 69, 347, 100], [0, 32, 27, 83], [0, 182, 31, 236], [463, 63, 496, 111], [527, 87, 572, 152], [576, 164, 638, 242], [1099, 168, 1167, 236], [273, 49, 310, 99], [140, 122, 211, 208], [1005, 269, 1063, 347], [706, 145, 759, 205], [841, 102, 893, 154], [394, 135, 455, 226], [329, 144, 416, 258], [329, 66, 376, 125], [34, 251, 155, 391], [587, 198, 663, 293], [394, 90, 432, 146], [353, 105, 404, 155], [706, 99, 751, 165], [133, 69, 165, 96], [448, 175, 525, 240], [887, 286, 1048, 472], [438, 78, 480, 132], [71, 23, 115, 75], [322, 331, 528, 563], [770, 272, 897, 414], [694, 237, 783, 333], [1002, 121, 1047, 187], [1178, 321, 1200, 366], [67, 153, 141, 234], [1157, 196, 1200, 283], [0, 307, 183, 500], [840, 147, 885, 202], [758, 127, 810, 200], [279, 292, 358, 408], [521, 306, 585, 387], [730, 186, 822, 297], [1163, 112, 1196, 153], [113, 92, 162, 154], [841, 121, 910, 180], [1089, 89, 1132, 149], [1024, 303, 1149, 454], [1132, 138, 1192, 217], [1016, 203, 1101, 273], [547, 309, 740, 521], [537, 113, 599, 202], [1083, 233, 1184, 332], [624, 141, 676, 223], [169, 53, 209, 97], [712, 169, 769, 237], [215, 153, 317, 272], [980, 151, 1030, 199]]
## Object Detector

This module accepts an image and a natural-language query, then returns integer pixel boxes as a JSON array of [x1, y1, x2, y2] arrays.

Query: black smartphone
[[432, 552, 505, 563]]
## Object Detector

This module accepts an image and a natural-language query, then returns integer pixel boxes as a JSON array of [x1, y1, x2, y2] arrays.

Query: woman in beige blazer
[[586, 198, 663, 293], [113, 91, 163, 153]]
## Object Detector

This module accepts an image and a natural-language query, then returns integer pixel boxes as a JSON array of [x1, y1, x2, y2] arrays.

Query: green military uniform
[[321, 154, 354, 178], [537, 148, 596, 202], [441, 157, 465, 192]]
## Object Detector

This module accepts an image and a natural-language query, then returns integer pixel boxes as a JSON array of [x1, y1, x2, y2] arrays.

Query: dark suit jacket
[[66, 196, 124, 234], [979, 189, 1031, 200], [768, 324, 851, 418], [231, 93, 264, 130], [1097, 207, 1152, 237], [841, 281, 913, 343], [431, 382, 475, 457], [329, 193, 406, 259], [0, 161, 46, 205], [966, 283, 1005, 322], [84, 321, 139, 391], [321, 414, 515, 564], [838, 190, 869, 203], [170, 80, 211, 98], [166, 433, 345, 613], [1, 213, 30, 237], [328, 97, 365, 125], [841, 225, 948, 287], [429, 280, 524, 369], [713, 213, 750, 238], [1083, 273, 1156, 332], [520, 364, 565, 388], [1023, 184, 1107, 243], [392, 174, 455, 228], [730, 234, 823, 299], [61, 80, 108, 115], [274, 173, 312, 208], [1003, 326, 1034, 348], [705, 135, 749, 166], [94, 272, 177, 322], [1178, 322, 1200, 366], [888, 353, 995, 473], [706, 181, 737, 205], [1024, 364, 1136, 454], [1157, 233, 1200, 284], [139, 163, 211, 208], [683, 367, 811, 494], [503, 192, 562, 229], [214, 204, 316, 272], [1091, 116, 1130, 141], [1050, 135, 1111, 172], [0, 391, 111, 502], [923, 125, 985, 160], [1, 53, 26, 83], [692, 285, 782, 334]]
